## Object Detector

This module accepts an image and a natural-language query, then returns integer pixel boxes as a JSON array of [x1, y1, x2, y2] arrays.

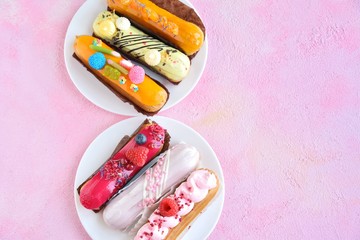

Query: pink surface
[[1, 0, 360, 239]]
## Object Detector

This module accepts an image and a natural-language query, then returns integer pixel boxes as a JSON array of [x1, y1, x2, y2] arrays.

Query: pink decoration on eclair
[[134, 169, 217, 239], [129, 65, 145, 84], [78, 121, 167, 211]]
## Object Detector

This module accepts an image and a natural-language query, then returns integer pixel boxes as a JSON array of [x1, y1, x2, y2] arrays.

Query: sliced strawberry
[[125, 146, 149, 167], [159, 197, 179, 217]]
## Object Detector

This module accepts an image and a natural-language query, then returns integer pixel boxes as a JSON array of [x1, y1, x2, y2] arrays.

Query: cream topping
[[134, 170, 217, 240], [116, 17, 131, 30]]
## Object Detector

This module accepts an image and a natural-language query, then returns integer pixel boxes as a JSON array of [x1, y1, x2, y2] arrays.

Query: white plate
[[74, 116, 224, 240], [64, 0, 208, 116]]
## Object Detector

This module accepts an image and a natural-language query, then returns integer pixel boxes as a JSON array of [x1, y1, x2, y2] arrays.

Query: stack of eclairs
[[77, 119, 220, 239], [73, 0, 206, 115]]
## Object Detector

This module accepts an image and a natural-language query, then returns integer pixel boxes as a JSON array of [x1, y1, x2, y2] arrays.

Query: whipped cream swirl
[[134, 169, 217, 240]]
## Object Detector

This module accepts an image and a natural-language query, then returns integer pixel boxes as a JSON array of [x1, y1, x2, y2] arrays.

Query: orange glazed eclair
[[73, 35, 168, 114], [107, 0, 205, 56]]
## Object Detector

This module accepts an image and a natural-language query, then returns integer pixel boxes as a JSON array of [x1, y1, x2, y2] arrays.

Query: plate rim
[[73, 116, 225, 240]]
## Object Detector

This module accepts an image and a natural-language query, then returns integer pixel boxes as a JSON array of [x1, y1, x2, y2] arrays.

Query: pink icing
[[175, 196, 194, 216], [79, 122, 166, 210], [148, 209, 180, 228], [134, 170, 217, 240], [175, 170, 217, 203], [188, 170, 218, 189], [142, 154, 168, 207], [137, 223, 168, 240]]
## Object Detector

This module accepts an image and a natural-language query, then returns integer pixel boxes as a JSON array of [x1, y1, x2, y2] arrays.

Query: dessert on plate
[[107, 0, 206, 57], [102, 142, 200, 231], [93, 11, 191, 83], [77, 119, 170, 212], [134, 169, 219, 239], [73, 35, 169, 115]]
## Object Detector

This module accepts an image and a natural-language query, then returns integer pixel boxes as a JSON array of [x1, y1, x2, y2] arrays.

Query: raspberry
[[124, 163, 134, 171], [125, 146, 149, 167], [159, 197, 179, 217]]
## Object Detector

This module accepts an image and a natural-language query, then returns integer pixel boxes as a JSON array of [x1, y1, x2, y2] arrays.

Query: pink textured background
[[1, 0, 360, 239]]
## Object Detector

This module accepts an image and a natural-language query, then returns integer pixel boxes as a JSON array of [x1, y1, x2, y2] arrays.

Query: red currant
[[125, 163, 134, 171]]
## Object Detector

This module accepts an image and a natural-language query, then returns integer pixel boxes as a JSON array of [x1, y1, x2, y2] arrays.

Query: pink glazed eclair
[[103, 142, 200, 231], [77, 119, 170, 212]]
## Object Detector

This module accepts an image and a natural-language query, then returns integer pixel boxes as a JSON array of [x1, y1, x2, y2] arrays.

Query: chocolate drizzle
[[111, 33, 167, 58], [98, 10, 189, 84]]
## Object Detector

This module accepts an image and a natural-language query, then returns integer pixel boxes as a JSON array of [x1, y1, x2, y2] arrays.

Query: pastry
[[107, 0, 205, 56], [134, 169, 219, 239], [103, 142, 200, 230], [77, 119, 170, 212], [73, 35, 169, 114], [93, 11, 191, 84]]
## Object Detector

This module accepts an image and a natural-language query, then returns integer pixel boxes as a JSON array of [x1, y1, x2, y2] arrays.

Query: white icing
[[135, 169, 218, 239], [144, 49, 161, 66]]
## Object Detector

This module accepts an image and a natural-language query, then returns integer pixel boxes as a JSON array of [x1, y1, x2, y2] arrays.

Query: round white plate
[[64, 0, 208, 116], [74, 116, 224, 240]]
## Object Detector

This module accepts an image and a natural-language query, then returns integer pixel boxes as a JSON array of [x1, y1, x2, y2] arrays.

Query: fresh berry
[[124, 163, 134, 171], [125, 146, 149, 167], [159, 197, 179, 217], [135, 134, 147, 145], [120, 158, 128, 165]]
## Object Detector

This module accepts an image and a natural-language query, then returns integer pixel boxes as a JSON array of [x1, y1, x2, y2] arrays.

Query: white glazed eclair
[[103, 143, 200, 230]]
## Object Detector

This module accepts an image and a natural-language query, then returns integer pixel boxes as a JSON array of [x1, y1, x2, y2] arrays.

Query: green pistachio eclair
[[93, 11, 191, 83]]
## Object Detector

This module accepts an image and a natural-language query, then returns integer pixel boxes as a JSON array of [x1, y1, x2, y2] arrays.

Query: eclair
[[107, 0, 205, 56], [93, 11, 191, 83], [134, 169, 219, 239], [77, 119, 170, 212], [103, 143, 200, 231], [73, 35, 169, 114]]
